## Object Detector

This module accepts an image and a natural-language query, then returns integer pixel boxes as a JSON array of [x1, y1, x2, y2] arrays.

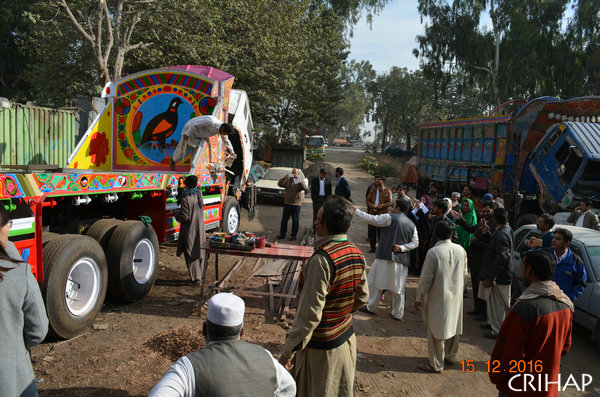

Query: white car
[[255, 167, 308, 203]]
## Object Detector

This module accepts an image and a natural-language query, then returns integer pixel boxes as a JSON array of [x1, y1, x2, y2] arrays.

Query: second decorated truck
[[417, 96, 600, 226]]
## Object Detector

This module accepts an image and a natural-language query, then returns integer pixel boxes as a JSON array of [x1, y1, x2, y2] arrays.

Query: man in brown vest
[[279, 196, 368, 397], [150, 293, 296, 396]]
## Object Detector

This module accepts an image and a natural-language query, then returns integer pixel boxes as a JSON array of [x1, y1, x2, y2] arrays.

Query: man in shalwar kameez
[[353, 199, 418, 320], [174, 175, 205, 283], [279, 196, 368, 397], [415, 220, 468, 373]]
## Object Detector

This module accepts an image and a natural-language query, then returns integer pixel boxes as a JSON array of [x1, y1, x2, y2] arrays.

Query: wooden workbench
[[199, 242, 314, 319]]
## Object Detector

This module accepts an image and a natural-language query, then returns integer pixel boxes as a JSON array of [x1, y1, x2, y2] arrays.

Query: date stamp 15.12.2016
[[460, 359, 543, 374]]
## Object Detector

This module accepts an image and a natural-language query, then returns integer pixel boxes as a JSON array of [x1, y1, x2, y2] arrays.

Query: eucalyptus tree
[[415, 0, 570, 107]]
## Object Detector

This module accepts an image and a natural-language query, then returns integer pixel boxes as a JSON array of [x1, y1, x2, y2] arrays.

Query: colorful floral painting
[[89, 132, 110, 166]]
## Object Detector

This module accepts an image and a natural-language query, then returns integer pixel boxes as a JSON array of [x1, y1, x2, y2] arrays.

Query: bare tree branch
[[127, 41, 152, 51], [58, 0, 95, 45], [101, 0, 113, 67]]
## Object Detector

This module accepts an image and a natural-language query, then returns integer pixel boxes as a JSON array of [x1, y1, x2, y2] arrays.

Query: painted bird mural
[[138, 97, 184, 149]]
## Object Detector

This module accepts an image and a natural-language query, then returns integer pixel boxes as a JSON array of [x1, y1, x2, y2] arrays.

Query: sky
[[347, 0, 424, 140], [348, 0, 424, 74], [348, 0, 575, 75]]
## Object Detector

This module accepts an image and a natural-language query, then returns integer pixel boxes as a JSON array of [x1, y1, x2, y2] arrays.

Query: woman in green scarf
[[456, 198, 477, 249]]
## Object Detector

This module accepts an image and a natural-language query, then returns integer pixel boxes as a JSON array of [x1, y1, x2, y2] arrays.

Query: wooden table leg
[[200, 252, 211, 299], [215, 253, 219, 281]]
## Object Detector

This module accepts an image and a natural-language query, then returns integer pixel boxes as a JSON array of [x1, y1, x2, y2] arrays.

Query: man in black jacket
[[310, 169, 332, 229], [334, 167, 351, 201], [427, 199, 458, 250], [477, 208, 513, 339], [451, 201, 496, 319]]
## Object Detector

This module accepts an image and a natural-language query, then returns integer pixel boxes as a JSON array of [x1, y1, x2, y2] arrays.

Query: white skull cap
[[207, 293, 245, 326]]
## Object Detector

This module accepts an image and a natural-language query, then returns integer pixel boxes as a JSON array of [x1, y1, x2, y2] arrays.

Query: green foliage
[[323, 60, 376, 142], [357, 153, 400, 177], [369, 67, 442, 152], [357, 154, 378, 174], [0, 0, 37, 101], [414, 0, 581, 107], [6, 0, 385, 137], [363, 141, 379, 155]]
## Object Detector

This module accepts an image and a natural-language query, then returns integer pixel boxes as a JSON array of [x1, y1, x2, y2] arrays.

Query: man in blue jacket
[[546, 228, 587, 302]]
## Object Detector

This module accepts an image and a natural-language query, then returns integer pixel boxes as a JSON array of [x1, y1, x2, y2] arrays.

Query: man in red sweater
[[490, 250, 573, 397]]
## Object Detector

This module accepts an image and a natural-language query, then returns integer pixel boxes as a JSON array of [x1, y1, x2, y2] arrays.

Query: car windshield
[[263, 169, 292, 180], [587, 246, 600, 279]]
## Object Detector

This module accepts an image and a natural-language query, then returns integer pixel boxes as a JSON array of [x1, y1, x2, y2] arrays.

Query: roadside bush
[[363, 142, 378, 155], [358, 154, 378, 174], [374, 161, 398, 177], [358, 153, 401, 178]]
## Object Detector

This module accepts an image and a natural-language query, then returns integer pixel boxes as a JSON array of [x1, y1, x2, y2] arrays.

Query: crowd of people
[[2, 165, 597, 397], [157, 176, 590, 396]]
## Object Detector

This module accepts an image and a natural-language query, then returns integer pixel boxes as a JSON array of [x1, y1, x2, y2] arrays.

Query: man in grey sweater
[[0, 239, 48, 397], [354, 199, 419, 320]]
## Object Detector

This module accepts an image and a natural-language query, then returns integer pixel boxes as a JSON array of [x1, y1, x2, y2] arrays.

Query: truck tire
[[42, 232, 61, 246], [516, 213, 539, 229], [106, 221, 159, 302], [42, 234, 108, 339], [222, 196, 240, 234], [86, 219, 123, 250]]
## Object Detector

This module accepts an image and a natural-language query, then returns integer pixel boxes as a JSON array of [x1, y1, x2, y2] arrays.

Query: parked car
[[511, 224, 600, 352], [254, 167, 309, 203], [384, 145, 412, 158]]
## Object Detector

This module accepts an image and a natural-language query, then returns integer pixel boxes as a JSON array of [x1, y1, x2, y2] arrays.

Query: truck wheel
[[86, 219, 123, 250], [516, 213, 539, 228], [222, 196, 240, 234], [42, 235, 108, 339], [42, 232, 61, 246], [106, 221, 158, 302]]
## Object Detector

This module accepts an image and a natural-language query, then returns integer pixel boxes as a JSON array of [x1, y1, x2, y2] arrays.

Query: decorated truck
[[2, 65, 254, 338], [304, 135, 325, 159], [417, 96, 600, 226]]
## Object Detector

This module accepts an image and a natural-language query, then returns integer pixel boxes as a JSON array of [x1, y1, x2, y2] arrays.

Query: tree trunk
[[490, 0, 501, 106]]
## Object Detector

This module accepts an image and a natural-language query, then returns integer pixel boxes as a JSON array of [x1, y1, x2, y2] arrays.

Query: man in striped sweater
[[279, 195, 369, 397]]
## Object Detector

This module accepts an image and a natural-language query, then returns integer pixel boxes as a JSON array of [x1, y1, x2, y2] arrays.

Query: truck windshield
[[555, 142, 583, 187], [573, 160, 600, 197], [306, 137, 324, 147]]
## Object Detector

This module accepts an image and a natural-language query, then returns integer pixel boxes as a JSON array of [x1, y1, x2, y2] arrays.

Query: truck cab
[[522, 122, 600, 212], [304, 135, 325, 159]]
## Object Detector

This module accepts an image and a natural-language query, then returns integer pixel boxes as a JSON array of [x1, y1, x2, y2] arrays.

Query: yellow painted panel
[[68, 102, 113, 171]]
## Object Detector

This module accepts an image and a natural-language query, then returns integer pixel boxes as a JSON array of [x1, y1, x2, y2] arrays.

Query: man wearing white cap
[[150, 293, 296, 397], [279, 195, 368, 397]]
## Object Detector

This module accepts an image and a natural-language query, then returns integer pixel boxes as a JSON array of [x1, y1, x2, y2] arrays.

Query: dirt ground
[[32, 147, 600, 396]]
